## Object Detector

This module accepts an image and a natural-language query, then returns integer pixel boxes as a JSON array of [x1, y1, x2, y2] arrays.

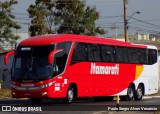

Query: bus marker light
[[42, 92, 47, 96], [55, 87, 60, 91], [64, 79, 68, 84], [58, 76, 62, 79], [39, 81, 44, 85], [55, 83, 60, 87]]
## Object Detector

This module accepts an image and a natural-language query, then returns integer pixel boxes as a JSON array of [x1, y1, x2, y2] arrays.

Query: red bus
[[4, 34, 159, 104]]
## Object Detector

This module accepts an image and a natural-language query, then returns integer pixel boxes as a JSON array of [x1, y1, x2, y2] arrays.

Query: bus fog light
[[13, 92, 16, 95], [42, 92, 47, 96]]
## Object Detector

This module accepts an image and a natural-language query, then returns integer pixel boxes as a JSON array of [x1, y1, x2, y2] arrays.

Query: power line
[[129, 23, 160, 30], [99, 15, 123, 19], [130, 17, 160, 29], [129, 26, 159, 33], [101, 24, 160, 34]]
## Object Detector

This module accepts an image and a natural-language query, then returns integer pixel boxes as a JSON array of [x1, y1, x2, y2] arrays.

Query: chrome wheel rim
[[128, 87, 134, 98], [137, 87, 142, 98], [68, 89, 73, 102]]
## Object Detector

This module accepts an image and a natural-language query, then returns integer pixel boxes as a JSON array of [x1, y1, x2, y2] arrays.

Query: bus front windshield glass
[[12, 45, 55, 81]]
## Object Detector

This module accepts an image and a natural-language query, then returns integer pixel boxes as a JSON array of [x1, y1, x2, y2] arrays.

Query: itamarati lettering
[[90, 63, 119, 75]]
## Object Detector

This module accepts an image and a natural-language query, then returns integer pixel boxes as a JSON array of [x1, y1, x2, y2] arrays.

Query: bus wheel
[[31, 98, 41, 104], [126, 85, 134, 101], [134, 85, 143, 101], [64, 85, 74, 104]]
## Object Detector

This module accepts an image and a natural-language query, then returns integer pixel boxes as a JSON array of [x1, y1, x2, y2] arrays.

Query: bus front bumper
[[11, 82, 67, 98]]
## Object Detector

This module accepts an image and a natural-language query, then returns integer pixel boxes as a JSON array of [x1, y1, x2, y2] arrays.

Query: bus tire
[[64, 85, 74, 104], [134, 85, 143, 101], [31, 98, 41, 104], [121, 85, 134, 101], [126, 84, 134, 101]]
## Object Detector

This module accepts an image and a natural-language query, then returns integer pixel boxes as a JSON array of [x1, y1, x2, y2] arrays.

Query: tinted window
[[53, 42, 72, 76], [87, 44, 101, 62], [71, 42, 157, 65], [116, 47, 128, 63], [148, 49, 157, 65], [17, 45, 55, 57], [101, 45, 115, 62], [139, 49, 148, 64], [12, 45, 55, 81], [128, 48, 139, 63], [72, 43, 87, 62]]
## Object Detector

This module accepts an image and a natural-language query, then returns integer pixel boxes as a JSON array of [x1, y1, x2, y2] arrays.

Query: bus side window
[[139, 49, 148, 64], [87, 44, 101, 62], [101, 45, 115, 62], [53, 42, 72, 75], [123, 47, 128, 63], [116, 47, 128, 63], [128, 48, 139, 64], [148, 49, 157, 65], [71, 43, 87, 63]]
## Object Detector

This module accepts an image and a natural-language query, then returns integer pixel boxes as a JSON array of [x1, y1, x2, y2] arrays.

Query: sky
[[4, 0, 160, 37]]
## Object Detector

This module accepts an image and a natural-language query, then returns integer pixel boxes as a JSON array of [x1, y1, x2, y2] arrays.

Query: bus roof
[[19, 34, 156, 49]]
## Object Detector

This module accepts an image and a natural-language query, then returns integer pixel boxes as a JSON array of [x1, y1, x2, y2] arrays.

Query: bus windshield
[[12, 45, 55, 82]]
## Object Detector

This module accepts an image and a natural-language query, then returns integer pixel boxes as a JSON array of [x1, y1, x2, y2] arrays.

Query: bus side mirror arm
[[4, 50, 15, 65], [48, 49, 63, 65]]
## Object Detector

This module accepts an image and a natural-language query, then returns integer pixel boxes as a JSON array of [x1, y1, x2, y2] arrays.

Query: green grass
[[0, 89, 12, 99], [0, 80, 12, 99]]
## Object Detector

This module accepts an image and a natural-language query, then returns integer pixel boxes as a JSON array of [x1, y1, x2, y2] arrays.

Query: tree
[[28, 0, 55, 36], [28, 0, 106, 36], [55, 0, 105, 36], [0, 0, 21, 49]]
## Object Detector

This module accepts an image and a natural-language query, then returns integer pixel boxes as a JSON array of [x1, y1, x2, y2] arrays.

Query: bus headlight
[[41, 81, 55, 89]]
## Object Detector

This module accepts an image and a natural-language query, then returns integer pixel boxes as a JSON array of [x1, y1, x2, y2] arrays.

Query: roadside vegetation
[[0, 89, 11, 99], [0, 80, 11, 99]]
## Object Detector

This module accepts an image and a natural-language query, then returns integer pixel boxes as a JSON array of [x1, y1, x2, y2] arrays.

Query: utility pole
[[137, 30, 139, 42], [123, 0, 128, 42]]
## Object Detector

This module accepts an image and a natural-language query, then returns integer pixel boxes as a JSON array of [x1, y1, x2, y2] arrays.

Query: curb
[[93, 111, 108, 114], [143, 96, 160, 99]]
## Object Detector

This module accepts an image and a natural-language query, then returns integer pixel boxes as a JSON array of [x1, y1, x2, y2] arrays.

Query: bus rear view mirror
[[4, 50, 15, 65], [48, 49, 63, 65]]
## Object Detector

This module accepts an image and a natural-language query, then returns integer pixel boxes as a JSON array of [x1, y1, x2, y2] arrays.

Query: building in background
[[149, 34, 160, 41], [111, 33, 150, 42]]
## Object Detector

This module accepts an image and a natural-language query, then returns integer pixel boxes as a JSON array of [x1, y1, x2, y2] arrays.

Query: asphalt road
[[0, 98, 160, 114]]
